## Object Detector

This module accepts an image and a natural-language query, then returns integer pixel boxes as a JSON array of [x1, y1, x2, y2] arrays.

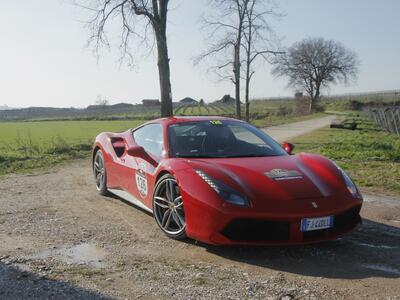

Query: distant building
[[142, 99, 160, 106], [111, 103, 134, 109], [179, 97, 198, 104], [295, 92, 303, 98], [214, 94, 237, 104], [86, 102, 134, 112]]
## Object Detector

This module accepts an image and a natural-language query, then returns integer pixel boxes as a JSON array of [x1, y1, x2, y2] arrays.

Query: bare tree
[[95, 95, 109, 106], [272, 37, 359, 113], [83, 0, 173, 117], [242, 0, 283, 121], [195, 0, 250, 119]]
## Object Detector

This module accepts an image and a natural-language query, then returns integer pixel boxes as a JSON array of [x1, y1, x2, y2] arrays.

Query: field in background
[[0, 120, 143, 175], [0, 120, 142, 146], [174, 103, 235, 116], [1, 89, 399, 176]]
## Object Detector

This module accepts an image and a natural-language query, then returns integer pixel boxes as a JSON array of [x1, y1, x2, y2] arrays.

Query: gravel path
[[0, 116, 399, 299], [263, 115, 337, 142]]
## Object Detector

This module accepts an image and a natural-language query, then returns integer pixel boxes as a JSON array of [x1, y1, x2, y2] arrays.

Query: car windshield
[[168, 120, 287, 158]]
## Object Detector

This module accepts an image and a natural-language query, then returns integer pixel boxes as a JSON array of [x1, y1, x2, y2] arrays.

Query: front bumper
[[217, 205, 362, 245], [184, 190, 362, 245], [177, 168, 363, 246]]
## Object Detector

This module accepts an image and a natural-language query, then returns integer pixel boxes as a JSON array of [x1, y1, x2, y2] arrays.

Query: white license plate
[[301, 216, 334, 232]]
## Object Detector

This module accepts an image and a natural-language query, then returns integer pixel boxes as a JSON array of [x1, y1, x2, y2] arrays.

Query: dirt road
[[0, 117, 399, 299], [262, 115, 337, 142]]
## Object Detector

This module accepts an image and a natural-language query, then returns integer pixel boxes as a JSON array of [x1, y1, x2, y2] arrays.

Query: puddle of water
[[361, 264, 400, 275], [30, 243, 107, 268]]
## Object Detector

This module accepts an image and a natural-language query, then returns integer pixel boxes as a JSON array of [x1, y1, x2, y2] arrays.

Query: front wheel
[[93, 150, 108, 196], [153, 174, 187, 240]]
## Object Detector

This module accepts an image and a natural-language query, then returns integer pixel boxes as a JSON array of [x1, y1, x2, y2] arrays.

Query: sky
[[0, 0, 399, 108]]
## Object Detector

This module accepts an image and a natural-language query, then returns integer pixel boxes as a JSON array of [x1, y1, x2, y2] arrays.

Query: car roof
[[143, 116, 244, 127]]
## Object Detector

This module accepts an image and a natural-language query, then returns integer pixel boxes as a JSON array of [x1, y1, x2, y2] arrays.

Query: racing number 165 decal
[[135, 162, 148, 197]]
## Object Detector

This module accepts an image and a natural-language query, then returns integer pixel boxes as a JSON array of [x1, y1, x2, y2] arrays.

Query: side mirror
[[127, 145, 158, 166], [282, 142, 294, 155]]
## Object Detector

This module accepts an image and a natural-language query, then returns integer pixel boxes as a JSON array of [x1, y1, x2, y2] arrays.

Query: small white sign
[[135, 171, 148, 197]]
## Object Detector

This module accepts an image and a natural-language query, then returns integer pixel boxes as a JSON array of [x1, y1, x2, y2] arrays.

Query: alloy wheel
[[94, 151, 106, 191], [153, 176, 186, 236]]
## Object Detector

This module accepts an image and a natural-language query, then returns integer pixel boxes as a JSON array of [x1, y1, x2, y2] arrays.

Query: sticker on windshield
[[210, 120, 222, 125], [135, 163, 148, 197]]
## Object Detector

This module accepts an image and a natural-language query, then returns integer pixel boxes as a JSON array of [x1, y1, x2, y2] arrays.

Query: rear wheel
[[153, 174, 187, 240], [93, 150, 108, 195]]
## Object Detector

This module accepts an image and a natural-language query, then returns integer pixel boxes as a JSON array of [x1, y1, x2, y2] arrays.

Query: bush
[[294, 97, 310, 115], [276, 105, 293, 116], [313, 103, 326, 112], [250, 112, 270, 120]]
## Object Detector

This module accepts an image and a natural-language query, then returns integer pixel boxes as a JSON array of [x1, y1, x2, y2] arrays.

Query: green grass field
[[0, 120, 143, 147], [0, 120, 143, 175], [292, 118, 400, 195]]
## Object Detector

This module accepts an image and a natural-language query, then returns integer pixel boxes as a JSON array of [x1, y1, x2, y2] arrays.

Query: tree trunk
[[234, 43, 241, 119], [245, 85, 250, 122], [156, 30, 173, 117], [245, 65, 251, 122], [309, 87, 320, 113], [308, 97, 314, 114]]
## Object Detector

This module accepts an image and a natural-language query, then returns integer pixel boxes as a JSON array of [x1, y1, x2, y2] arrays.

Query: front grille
[[303, 205, 362, 240], [222, 219, 290, 241]]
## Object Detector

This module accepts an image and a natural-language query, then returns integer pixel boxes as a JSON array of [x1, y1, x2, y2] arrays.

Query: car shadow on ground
[[105, 193, 153, 216], [199, 219, 400, 280], [0, 263, 109, 299]]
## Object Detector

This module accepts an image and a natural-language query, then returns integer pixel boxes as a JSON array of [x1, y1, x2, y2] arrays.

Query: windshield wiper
[[175, 154, 218, 158], [218, 154, 278, 158], [175, 153, 280, 158]]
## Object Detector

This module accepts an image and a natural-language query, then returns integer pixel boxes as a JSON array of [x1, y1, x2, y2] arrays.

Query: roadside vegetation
[[248, 99, 325, 127], [292, 117, 400, 195]]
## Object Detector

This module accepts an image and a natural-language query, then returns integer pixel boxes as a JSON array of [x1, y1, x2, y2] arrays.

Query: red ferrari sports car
[[92, 116, 362, 245]]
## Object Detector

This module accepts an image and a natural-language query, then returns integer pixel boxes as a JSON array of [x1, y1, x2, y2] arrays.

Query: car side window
[[133, 124, 164, 157]]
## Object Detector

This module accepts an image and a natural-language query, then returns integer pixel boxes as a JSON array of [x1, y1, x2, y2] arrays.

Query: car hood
[[185, 153, 347, 202]]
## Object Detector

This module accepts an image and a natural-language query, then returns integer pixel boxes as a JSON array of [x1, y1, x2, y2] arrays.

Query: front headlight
[[334, 162, 362, 199], [195, 169, 250, 207]]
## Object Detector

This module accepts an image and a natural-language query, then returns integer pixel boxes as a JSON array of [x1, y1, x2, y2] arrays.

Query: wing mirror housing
[[127, 145, 158, 166], [282, 142, 294, 155]]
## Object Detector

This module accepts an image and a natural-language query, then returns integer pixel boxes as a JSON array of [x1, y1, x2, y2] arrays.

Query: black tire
[[153, 174, 187, 240], [93, 150, 109, 196]]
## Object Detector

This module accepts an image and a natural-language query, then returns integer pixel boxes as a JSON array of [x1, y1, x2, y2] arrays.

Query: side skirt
[[108, 188, 153, 214]]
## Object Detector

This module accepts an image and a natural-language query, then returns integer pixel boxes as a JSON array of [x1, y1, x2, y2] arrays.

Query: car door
[[127, 123, 164, 206]]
